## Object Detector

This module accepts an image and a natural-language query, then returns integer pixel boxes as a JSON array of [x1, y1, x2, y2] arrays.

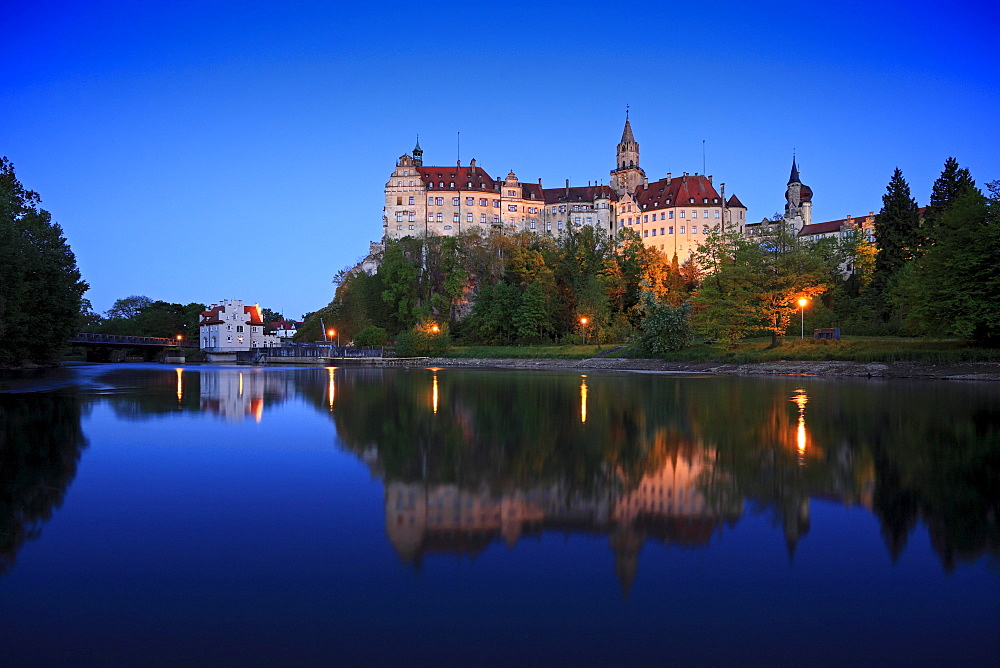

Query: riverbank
[[416, 357, 1000, 381]]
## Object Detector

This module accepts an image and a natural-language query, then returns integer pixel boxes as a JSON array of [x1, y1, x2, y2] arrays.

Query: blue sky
[[4, 0, 997, 320]]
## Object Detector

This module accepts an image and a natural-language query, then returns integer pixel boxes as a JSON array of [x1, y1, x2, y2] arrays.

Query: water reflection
[[1, 365, 997, 578], [0, 392, 88, 574], [328, 369, 999, 574]]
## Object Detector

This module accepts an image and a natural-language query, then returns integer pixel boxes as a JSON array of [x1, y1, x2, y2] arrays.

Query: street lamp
[[328, 328, 339, 349], [579, 316, 589, 345], [431, 324, 440, 334], [798, 298, 808, 340]]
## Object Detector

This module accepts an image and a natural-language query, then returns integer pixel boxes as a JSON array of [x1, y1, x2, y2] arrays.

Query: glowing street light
[[327, 328, 339, 351], [431, 324, 440, 334], [579, 316, 589, 345], [798, 298, 808, 340]]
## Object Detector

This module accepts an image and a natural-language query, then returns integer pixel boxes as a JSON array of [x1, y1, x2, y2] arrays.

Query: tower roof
[[413, 136, 422, 153], [621, 116, 635, 144], [788, 156, 800, 185]]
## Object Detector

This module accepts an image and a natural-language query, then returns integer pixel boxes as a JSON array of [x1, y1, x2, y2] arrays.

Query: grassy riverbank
[[445, 337, 1000, 364]]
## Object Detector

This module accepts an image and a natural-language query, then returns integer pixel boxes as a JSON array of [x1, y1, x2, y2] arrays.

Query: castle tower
[[412, 136, 423, 167], [610, 111, 646, 197], [783, 156, 813, 231]]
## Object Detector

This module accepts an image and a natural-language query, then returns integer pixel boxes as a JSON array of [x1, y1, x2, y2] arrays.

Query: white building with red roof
[[199, 299, 280, 353]]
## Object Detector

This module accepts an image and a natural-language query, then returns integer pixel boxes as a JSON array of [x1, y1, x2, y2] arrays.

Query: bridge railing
[[70, 333, 182, 346]]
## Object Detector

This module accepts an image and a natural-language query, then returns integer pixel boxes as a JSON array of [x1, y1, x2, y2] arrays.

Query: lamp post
[[327, 328, 338, 354], [431, 324, 440, 334], [798, 298, 808, 340], [580, 317, 588, 345]]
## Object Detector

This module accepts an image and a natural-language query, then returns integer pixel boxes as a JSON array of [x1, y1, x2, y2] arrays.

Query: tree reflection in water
[[317, 368, 999, 576], [0, 392, 88, 574]]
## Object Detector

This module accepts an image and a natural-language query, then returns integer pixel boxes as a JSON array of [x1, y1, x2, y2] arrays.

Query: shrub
[[637, 298, 692, 354], [354, 325, 388, 347]]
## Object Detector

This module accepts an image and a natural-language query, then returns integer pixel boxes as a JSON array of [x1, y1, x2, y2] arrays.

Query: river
[[1, 363, 997, 664]]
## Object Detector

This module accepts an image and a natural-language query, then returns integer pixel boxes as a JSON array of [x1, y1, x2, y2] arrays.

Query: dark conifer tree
[[872, 168, 920, 297]]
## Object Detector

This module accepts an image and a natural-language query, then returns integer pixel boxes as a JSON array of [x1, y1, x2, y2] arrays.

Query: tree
[[513, 281, 550, 342], [872, 168, 920, 304], [261, 308, 283, 324], [693, 226, 827, 346], [106, 295, 153, 321], [911, 184, 1000, 344], [636, 294, 692, 354], [0, 157, 88, 366]]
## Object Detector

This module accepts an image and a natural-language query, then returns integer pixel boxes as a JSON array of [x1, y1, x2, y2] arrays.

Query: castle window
[[643, 230, 648, 237], [467, 213, 473, 222], [651, 229, 656, 236], [669, 226, 674, 234], [396, 196, 402, 205], [493, 215, 500, 223], [409, 213, 415, 222], [428, 197, 434, 205], [467, 182, 472, 188], [643, 215, 648, 223], [237, 325, 244, 332], [409, 197, 415, 205], [436, 197, 443, 205], [409, 225, 415, 230], [681, 226, 686, 234], [508, 190, 515, 196], [453, 197, 460, 206], [439, 182, 445, 188], [453, 214, 460, 222], [587, 217, 592, 224], [530, 220, 536, 229], [704, 210, 709, 218], [660, 228, 665, 235], [669, 211, 674, 219], [557, 221, 563, 230], [689, 198, 694, 204], [435, 213, 442, 222], [714, 210, 720, 218], [508, 205, 517, 212], [493, 200, 500, 207], [427, 213, 434, 220], [480, 198, 487, 206], [574, 217, 580, 224], [396, 212, 403, 222], [692, 211, 698, 218], [466, 197, 474, 205], [703, 198, 708, 204], [397, 225, 403, 230], [444, 225, 452, 230], [680, 210, 686, 218], [481, 214, 487, 223]]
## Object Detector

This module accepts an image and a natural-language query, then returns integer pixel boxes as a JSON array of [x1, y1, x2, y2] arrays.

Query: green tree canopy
[[0, 157, 88, 366]]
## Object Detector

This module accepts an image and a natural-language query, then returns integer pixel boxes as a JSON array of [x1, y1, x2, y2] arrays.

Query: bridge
[[69, 332, 192, 362]]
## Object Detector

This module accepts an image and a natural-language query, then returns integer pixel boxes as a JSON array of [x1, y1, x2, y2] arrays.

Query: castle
[[382, 114, 748, 264]]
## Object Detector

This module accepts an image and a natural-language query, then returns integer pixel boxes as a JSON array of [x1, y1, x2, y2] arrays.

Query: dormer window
[[689, 198, 695, 204], [703, 198, 708, 204]]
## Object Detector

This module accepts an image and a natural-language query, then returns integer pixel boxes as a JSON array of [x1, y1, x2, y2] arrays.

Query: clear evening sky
[[4, 0, 997, 321]]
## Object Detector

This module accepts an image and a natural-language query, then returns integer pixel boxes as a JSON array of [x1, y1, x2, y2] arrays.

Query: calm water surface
[[1, 363, 998, 664]]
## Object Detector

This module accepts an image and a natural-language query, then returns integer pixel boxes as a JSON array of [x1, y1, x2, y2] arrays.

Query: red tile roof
[[417, 166, 496, 191], [542, 184, 617, 204], [634, 175, 721, 210], [726, 194, 746, 209], [799, 220, 845, 236]]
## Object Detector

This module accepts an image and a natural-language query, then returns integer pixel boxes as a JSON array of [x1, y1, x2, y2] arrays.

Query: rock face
[[411, 358, 1000, 381]]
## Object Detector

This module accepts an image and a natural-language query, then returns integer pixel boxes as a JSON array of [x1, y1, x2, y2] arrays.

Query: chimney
[[708, 175, 713, 183], [666, 172, 672, 184], [565, 179, 569, 196], [457, 159, 461, 167], [470, 158, 476, 167]]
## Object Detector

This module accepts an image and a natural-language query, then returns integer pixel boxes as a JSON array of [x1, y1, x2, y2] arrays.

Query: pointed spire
[[621, 110, 635, 144], [788, 155, 800, 185], [413, 135, 422, 153]]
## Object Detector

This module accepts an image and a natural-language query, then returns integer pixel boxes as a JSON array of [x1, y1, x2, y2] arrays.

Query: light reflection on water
[[0, 363, 997, 663]]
